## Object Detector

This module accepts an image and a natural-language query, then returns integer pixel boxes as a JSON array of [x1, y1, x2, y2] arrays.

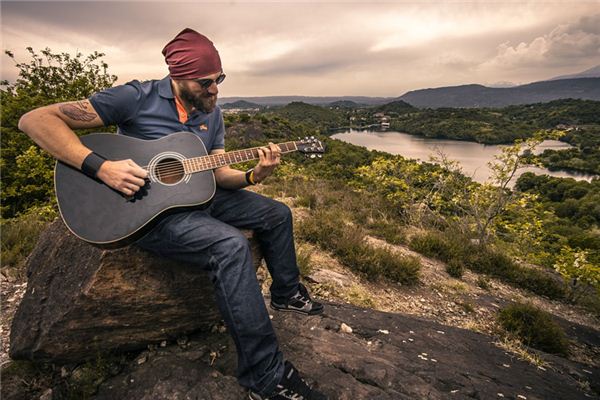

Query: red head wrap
[[162, 28, 222, 79]]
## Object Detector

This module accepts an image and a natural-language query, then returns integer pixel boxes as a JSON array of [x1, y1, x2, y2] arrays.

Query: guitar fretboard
[[182, 141, 298, 173]]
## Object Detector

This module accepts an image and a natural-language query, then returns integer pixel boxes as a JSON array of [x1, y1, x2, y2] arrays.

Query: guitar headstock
[[296, 136, 325, 158]]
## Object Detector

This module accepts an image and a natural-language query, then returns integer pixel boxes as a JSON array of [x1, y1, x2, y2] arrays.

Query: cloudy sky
[[2, 1, 599, 97]]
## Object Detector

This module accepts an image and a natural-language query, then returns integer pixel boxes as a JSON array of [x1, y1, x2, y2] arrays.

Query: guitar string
[[136, 152, 307, 180], [134, 141, 312, 171], [141, 150, 295, 179], [136, 145, 311, 177]]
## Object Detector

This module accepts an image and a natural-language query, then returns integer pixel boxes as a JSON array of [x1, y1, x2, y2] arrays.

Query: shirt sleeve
[[211, 107, 225, 150], [88, 80, 144, 126]]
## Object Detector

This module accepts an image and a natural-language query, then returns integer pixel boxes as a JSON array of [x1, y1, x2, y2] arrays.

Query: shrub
[[408, 230, 566, 300], [408, 230, 467, 262], [464, 247, 566, 300], [1, 205, 56, 280], [297, 209, 420, 285], [295, 244, 314, 277], [446, 259, 465, 279], [498, 302, 569, 356]]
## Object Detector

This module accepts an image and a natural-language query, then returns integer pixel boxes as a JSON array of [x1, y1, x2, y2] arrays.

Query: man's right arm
[[18, 100, 147, 196]]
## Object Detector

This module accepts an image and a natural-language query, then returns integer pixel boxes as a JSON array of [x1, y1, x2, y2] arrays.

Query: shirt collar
[[158, 75, 174, 99]]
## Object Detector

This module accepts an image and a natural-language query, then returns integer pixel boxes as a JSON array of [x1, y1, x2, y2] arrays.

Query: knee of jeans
[[271, 201, 292, 225], [216, 234, 250, 260]]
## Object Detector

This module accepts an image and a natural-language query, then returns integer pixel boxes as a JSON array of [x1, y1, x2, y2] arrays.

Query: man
[[18, 28, 327, 400]]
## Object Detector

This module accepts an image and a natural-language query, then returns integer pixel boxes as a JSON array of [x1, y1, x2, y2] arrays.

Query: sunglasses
[[193, 73, 226, 89]]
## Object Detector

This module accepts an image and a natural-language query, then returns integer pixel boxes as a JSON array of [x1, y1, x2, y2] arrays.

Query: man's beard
[[179, 85, 217, 114]]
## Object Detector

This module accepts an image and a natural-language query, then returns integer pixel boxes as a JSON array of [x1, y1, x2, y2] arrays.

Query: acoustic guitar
[[55, 132, 324, 247]]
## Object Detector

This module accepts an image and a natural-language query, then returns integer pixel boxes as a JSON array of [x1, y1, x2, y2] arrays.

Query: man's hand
[[253, 142, 281, 183], [96, 159, 148, 196]]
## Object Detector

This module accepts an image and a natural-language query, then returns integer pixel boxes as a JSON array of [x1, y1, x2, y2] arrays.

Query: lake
[[331, 130, 597, 185]]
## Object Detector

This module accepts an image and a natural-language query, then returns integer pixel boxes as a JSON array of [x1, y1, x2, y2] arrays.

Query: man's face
[[176, 71, 221, 113]]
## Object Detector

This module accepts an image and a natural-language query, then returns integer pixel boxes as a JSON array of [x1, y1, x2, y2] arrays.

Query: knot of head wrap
[[162, 28, 222, 79]]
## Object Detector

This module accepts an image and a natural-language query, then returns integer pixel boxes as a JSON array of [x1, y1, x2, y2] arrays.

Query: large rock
[[9, 219, 262, 363], [93, 301, 599, 400]]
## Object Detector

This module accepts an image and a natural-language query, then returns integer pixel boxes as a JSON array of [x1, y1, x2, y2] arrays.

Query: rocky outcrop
[[6, 219, 599, 399], [93, 301, 599, 400], [9, 219, 262, 363]]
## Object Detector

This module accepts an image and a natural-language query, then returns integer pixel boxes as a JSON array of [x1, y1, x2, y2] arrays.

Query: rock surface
[[9, 219, 262, 363], [94, 301, 599, 400]]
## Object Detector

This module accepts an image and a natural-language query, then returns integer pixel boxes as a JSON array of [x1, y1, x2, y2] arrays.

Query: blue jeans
[[136, 188, 300, 396]]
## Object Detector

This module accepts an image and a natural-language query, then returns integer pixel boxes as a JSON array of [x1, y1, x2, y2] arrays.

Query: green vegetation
[[1, 47, 117, 218], [408, 230, 566, 299], [535, 125, 600, 175], [498, 302, 569, 356], [2, 46, 598, 312], [270, 101, 346, 132], [297, 208, 421, 285], [515, 173, 600, 269], [1, 205, 57, 280]]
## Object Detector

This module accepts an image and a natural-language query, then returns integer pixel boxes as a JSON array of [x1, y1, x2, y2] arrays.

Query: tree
[[1, 47, 117, 218], [554, 246, 600, 302]]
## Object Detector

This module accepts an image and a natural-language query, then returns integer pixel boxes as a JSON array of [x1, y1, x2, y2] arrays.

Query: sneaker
[[270, 283, 324, 315], [248, 361, 327, 400]]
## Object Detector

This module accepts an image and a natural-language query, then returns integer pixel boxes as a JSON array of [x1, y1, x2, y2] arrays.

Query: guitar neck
[[183, 141, 299, 173]]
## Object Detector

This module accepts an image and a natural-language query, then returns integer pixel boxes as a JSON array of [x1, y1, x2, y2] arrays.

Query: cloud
[[2, 2, 600, 96], [482, 14, 600, 69]]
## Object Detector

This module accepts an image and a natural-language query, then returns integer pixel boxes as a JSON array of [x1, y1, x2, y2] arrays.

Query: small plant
[[446, 259, 465, 279], [498, 302, 569, 356], [408, 230, 465, 263], [294, 193, 318, 209], [458, 301, 476, 313], [296, 243, 314, 277], [1, 206, 57, 280], [476, 276, 491, 290], [344, 284, 375, 308], [297, 209, 420, 285]]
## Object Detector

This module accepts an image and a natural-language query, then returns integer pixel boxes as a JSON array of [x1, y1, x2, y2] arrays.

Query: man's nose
[[208, 81, 219, 95]]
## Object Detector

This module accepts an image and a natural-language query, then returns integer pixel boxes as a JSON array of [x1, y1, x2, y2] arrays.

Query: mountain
[[219, 100, 261, 109], [219, 96, 392, 107], [549, 65, 600, 81], [397, 78, 600, 108], [372, 100, 417, 113], [327, 100, 364, 108]]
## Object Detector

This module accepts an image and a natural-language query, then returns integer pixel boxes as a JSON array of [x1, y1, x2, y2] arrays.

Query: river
[[331, 130, 597, 185]]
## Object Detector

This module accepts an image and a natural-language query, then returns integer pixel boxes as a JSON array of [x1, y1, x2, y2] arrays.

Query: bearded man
[[19, 28, 327, 400]]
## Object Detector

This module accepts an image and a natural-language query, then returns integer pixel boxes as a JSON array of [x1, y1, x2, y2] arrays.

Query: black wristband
[[245, 168, 255, 185], [81, 152, 107, 179]]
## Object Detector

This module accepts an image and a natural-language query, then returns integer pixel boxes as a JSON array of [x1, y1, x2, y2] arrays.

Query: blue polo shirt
[[88, 76, 225, 152]]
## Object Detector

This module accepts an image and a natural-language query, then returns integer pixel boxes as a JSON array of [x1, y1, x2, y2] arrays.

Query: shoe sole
[[270, 303, 324, 316]]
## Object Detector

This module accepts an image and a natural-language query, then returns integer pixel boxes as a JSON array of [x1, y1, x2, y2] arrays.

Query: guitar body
[[55, 132, 215, 247]]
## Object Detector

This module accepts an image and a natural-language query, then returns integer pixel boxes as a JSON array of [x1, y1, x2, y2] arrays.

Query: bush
[[446, 259, 465, 279], [297, 209, 420, 285], [498, 302, 569, 356], [408, 230, 464, 262], [408, 230, 566, 299], [1, 206, 57, 280]]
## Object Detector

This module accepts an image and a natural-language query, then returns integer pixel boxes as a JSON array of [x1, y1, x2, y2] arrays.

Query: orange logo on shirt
[[199, 124, 208, 131]]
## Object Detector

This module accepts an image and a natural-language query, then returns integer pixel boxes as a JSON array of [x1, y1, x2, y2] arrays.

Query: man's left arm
[[212, 143, 281, 189]]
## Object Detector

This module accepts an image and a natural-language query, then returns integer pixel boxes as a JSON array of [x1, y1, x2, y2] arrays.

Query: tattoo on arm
[[59, 102, 97, 122]]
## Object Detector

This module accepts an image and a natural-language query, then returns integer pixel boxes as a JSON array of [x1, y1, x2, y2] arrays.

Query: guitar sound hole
[[155, 158, 184, 184]]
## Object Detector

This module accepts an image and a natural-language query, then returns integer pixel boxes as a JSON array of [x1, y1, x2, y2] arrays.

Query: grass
[[498, 302, 569, 356], [344, 284, 376, 308], [408, 230, 567, 300], [297, 208, 421, 285], [1, 206, 56, 281], [296, 243, 315, 276]]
